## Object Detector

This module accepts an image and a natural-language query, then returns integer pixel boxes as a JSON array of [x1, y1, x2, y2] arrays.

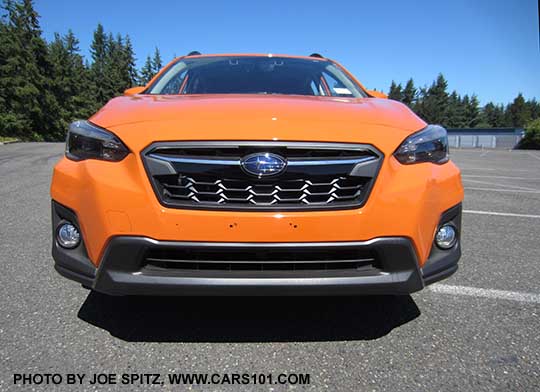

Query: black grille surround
[[141, 141, 383, 211]]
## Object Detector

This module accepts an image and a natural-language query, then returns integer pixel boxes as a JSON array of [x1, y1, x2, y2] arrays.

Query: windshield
[[146, 56, 367, 97]]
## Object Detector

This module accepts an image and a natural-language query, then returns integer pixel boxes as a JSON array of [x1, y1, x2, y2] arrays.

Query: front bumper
[[52, 202, 461, 296], [50, 153, 464, 267]]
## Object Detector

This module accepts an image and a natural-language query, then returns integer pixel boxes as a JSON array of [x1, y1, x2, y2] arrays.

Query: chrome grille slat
[[160, 176, 365, 206]]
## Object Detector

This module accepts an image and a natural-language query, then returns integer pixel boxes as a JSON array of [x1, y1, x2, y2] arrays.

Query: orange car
[[50, 53, 463, 295]]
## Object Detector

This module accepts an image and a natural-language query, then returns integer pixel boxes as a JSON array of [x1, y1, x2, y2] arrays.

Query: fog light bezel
[[56, 221, 81, 249], [435, 224, 458, 250]]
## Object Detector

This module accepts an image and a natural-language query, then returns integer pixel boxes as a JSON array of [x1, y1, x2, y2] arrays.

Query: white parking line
[[461, 178, 539, 191], [462, 175, 540, 180], [461, 167, 538, 173], [429, 284, 540, 304], [464, 210, 540, 218], [465, 187, 540, 194], [526, 152, 540, 161]]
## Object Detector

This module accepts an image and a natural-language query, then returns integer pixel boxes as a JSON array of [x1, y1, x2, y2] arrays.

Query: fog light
[[435, 224, 457, 249], [57, 222, 80, 249]]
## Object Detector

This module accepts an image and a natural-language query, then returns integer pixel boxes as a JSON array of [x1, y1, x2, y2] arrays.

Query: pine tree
[[90, 23, 108, 107], [49, 29, 94, 133], [525, 98, 540, 122], [446, 91, 464, 127], [388, 81, 403, 101], [464, 95, 480, 128], [89, 27, 139, 105], [0, 0, 59, 140], [123, 35, 138, 86], [104, 33, 125, 97], [64, 30, 94, 118], [415, 74, 449, 125], [459, 95, 471, 127], [151, 47, 162, 74], [401, 78, 416, 107], [139, 55, 154, 85], [413, 86, 427, 116], [0, 2, 26, 137], [506, 93, 531, 127], [481, 102, 505, 127], [108, 33, 137, 93], [493, 104, 506, 126], [48, 32, 71, 131]]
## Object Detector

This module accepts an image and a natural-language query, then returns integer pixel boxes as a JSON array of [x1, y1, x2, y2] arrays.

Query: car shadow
[[77, 292, 420, 343]]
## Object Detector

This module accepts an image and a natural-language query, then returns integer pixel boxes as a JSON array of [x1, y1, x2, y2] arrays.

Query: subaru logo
[[240, 153, 287, 177]]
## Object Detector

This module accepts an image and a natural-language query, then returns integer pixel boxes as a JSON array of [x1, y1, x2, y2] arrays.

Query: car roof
[[174, 53, 332, 62]]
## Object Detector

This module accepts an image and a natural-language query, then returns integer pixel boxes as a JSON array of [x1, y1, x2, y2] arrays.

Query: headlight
[[66, 120, 129, 162], [394, 125, 449, 164]]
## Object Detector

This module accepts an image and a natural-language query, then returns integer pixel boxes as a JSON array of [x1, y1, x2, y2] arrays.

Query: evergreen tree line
[[1, 1, 539, 142], [389, 75, 540, 129], [0, 0, 162, 141]]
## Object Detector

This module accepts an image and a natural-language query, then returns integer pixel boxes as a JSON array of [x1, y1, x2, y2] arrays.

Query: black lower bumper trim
[[54, 237, 426, 296], [422, 263, 458, 286]]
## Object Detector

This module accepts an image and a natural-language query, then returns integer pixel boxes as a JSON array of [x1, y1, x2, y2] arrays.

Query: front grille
[[142, 142, 382, 211], [143, 245, 380, 275], [156, 174, 366, 206]]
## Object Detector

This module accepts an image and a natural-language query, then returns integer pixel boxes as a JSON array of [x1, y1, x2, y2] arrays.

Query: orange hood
[[90, 95, 427, 154]]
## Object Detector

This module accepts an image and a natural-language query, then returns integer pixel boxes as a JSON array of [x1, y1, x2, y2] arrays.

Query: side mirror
[[366, 89, 388, 99], [124, 86, 145, 96]]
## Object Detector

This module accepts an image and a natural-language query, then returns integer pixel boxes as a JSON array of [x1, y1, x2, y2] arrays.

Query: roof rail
[[187, 51, 201, 56], [309, 53, 324, 58]]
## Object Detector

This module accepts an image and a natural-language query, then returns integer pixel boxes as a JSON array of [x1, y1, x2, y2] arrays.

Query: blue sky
[[35, 0, 539, 104]]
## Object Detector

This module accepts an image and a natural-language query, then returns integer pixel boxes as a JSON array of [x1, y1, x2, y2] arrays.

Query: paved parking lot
[[1, 143, 539, 391]]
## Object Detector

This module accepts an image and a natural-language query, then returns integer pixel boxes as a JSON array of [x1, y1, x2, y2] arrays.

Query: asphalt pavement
[[1, 143, 539, 391]]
